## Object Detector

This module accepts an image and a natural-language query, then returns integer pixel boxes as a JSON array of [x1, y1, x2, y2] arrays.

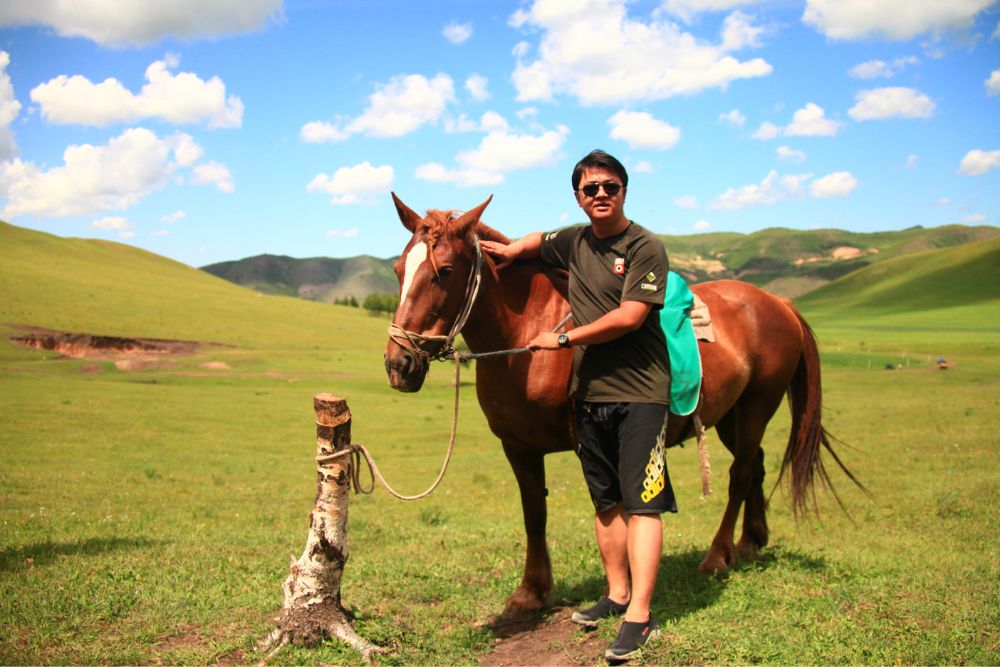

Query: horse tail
[[778, 307, 867, 517]]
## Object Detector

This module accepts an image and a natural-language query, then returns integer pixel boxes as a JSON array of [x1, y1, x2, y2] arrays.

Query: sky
[[0, 0, 998, 267]]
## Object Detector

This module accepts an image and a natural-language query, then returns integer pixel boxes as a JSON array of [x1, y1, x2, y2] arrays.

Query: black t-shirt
[[540, 222, 669, 404]]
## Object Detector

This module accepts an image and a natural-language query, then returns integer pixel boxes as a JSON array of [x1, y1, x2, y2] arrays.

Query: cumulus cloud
[[959, 149, 1000, 175], [0, 127, 231, 218], [416, 121, 569, 187], [30, 55, 243, 127], [161, 210, 186, 223], [848, 87, 935, 121], [776, 145, 807, 162], [89, 216, 130, 230], [810, 171, 858, 197], [753, 102, 841, 139], [608, 111, 680, 150], [693, 219, 711, 230], [190, 161, 234, 192], [802, 0, 996, 40], [633, 160, 654, 173], [849, 56, 918, 79], [963, 213, 987, 223], [307, 162, 394, 205], [718, 108, 746, 127], [674, 195, 698, 209], [465, 74, 490, 101], [906, 154, 919, 168], [326, 227, 360, 238], [442, 21, 473, 44], [660, 0, 757, 22], [510, 0, 772, 105], [300, 73, 455, 142], [987, 69, 1000, 96], [0, 0, 282, 47], [0, 51, 21, 161]]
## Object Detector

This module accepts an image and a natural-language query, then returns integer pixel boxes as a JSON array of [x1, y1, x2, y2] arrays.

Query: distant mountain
[[201, 254, 398, 303], [201, 224, 999, 301]]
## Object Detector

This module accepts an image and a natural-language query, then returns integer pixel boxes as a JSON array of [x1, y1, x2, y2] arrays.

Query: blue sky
[[1, 0, 998, 267]]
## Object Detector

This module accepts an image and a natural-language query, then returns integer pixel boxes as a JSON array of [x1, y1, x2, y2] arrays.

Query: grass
[[1, 221, 998, 664]]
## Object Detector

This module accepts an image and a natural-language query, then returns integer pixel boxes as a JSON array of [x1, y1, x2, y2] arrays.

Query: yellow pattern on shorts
[[640, 427, 667, 503]]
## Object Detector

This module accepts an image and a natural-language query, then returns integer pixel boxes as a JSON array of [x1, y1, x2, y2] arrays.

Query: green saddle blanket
[[659, 271, 701, 416]]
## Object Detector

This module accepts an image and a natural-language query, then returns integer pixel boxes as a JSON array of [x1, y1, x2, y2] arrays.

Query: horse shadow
[[486, 545, 828, 637], [0, 535, 159, 571]]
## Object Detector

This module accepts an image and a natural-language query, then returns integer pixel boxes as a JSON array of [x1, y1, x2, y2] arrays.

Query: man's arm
[[480, 232, 542, 270], [528, 301, 652, 350]]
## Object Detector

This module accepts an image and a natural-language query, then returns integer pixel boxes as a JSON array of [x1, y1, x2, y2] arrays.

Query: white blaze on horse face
[[399, 241, 428, 308]]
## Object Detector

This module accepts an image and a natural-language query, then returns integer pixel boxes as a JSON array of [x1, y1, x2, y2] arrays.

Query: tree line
[[333, 293, 399, 316]]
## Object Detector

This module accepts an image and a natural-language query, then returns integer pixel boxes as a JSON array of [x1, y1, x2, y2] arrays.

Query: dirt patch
[[10, 326, 206, 371], [481, 607, 606, 667], [200, 361, 231, 370]]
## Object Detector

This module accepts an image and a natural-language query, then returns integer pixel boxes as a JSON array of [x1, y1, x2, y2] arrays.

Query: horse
[[383, 193, 859, 620]]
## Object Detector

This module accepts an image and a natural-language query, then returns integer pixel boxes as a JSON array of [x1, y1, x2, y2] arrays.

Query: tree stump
[[260, 393, 382, 662]]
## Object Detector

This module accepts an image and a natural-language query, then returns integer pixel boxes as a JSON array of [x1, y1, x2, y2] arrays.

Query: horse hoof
[[500, 587, 546, 621], [699, 552, 731, 576], [736, 539, 760, 561]]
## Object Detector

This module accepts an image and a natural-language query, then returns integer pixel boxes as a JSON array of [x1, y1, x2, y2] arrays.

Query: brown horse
[[383, 193, 857, 620]]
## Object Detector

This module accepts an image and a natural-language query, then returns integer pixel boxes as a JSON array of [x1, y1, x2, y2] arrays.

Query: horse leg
[[499, 442, 552, 619], [736, 446, 769, 561], [699, 412, 740, 574]]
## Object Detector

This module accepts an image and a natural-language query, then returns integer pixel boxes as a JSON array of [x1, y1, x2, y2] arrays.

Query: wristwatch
[[557, 333, 571, 348]]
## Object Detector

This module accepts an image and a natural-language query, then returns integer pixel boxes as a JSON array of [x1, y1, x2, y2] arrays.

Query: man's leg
[[595, 502, 630, 604], [624, 513, 662, 622]]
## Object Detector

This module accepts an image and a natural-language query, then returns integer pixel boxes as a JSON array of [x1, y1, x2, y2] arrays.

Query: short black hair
[[571, 149, 628, 191]]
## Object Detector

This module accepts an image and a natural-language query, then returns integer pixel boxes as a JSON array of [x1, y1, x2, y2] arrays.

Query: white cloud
[[416, 123, 569, 188], [190, 161, 234, 193], [326, 227, 360, 238], [660, 0, 757, 23], [169, 133, 203, 166], [718, 108, 746, 127], [963, 213, 987, 223], [0, 0, 282, 47], [633, 160, 654, 173], [0, 51, 21, 161], [674, 195, 698, 209], [810, 171, 858, 198], [994, 20, 1000, 38], [510, 0, 772, 105], [445, 111, 509, 134], [300, 73, 455, 142], [986, 69, 1000, 96], [161, 210, 186, 223], [466, 74, 490, 101], [802, 0, 996, 40], [849, 55, 918, 79], [848, 87, 935, 121], [307, 162, 394, 205], [443, 21, 473, 44], [1, 127, 176, 218], [693, 219, 711, 230], [709, 169, 813, 210], [30, 56, 243, 127], [934, 197, 950, 206], [906, 154, 919, 169], [608, 111, 680, 150], [150, 229, 170, 237], [753, 103, 841, 140], [786, 102, 842, 136], [776, 145, 807, 162], [89, 216, 130, 230], [959, 149, 1000, 175]]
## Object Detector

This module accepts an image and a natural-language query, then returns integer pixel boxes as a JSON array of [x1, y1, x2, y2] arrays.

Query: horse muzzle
[[384, 348, 429, 392]]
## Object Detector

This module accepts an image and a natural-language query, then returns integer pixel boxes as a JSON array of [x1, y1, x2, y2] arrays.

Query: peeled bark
[[260, 393, 382, 663]]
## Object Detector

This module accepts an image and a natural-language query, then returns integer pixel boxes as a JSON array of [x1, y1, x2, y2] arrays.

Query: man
[[481, 149, 675, 663]]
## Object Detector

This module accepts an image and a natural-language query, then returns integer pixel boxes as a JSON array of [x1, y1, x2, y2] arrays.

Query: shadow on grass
[[0, 535, 159, 571]]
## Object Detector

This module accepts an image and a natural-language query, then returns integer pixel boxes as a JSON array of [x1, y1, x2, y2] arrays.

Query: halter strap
[[387, 233, 483, 363]]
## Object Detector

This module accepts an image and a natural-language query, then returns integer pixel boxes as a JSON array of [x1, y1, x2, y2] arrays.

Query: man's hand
[[527, 332, 562, 350], [480, 240, 516, 270]]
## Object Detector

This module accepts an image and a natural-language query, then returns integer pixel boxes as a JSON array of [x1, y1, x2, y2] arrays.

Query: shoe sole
[[604, 628, 661, 663], [570, 612, 600, 627]]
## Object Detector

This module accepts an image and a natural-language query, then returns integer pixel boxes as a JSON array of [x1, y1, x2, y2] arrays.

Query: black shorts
[[574, 401, 678, 515]]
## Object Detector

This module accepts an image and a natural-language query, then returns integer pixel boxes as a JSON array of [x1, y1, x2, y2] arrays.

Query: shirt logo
[[641, 283, 658, 291], [646, 271, 656, 282], [614, 257, 625, 274]]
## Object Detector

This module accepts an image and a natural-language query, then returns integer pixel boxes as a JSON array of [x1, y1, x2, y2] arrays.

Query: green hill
[[201, 254, 397, 303], [0, 221, 388, 351]]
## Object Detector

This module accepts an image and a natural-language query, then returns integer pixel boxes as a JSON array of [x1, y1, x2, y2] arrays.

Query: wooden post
[[260, 393, 382, 662]]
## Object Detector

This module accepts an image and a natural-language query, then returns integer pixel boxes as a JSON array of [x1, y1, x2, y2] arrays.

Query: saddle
[[661, 272, 713, 416]]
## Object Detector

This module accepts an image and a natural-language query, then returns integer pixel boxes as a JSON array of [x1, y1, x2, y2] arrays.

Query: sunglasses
[[579, 181, 623, 198]]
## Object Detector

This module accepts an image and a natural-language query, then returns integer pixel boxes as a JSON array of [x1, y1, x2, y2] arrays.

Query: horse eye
[[438, 266, 454, 279]]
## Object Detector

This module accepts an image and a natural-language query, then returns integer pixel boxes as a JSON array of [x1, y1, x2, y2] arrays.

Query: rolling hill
[[200, 224, 999, 302]]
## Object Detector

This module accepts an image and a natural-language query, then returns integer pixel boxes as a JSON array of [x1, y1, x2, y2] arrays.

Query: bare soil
[[481, 607, 607, 667], [9, 326, 210, 371]]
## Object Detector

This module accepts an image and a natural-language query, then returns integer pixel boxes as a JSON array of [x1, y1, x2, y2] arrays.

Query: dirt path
[[481, 607, 607, 667]]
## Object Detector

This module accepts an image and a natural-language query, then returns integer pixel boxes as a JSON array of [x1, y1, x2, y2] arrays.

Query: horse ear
[[392, 192, 423, 233], [452, 195, 493, 236]]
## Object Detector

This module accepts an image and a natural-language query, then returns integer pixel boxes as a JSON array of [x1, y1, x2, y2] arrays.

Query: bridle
[[387, 232, 483, 363]]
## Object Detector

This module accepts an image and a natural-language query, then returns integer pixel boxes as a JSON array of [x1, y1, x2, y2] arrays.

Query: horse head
[[384, 192, 492, 392]]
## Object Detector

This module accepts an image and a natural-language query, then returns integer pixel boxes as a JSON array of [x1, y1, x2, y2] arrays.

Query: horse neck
[[459, 259, 520, 354]]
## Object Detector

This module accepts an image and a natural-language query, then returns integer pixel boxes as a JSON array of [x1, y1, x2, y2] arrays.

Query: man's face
[[575, 166, 626, 225]]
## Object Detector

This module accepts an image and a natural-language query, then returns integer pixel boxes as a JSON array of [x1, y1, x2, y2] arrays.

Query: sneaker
[[604, 618, 660, 664], [570, 596, 629, 628]]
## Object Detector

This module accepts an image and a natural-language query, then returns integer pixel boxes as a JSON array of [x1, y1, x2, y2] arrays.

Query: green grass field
[[1, 222, 998, 665]]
